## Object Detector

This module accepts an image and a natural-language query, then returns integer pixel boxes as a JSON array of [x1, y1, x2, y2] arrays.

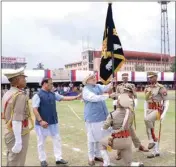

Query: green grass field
[[1, 91, 175, 166]]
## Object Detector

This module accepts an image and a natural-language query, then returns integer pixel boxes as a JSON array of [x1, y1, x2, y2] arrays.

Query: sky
[[2, 2, 175, 69]]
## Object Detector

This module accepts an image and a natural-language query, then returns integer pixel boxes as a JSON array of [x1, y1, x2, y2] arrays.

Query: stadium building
[[65, 50, 175, 72], [1, 56, 27, 69]]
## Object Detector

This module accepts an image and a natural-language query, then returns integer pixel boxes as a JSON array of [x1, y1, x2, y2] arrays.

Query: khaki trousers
[[116, 113, 141, 157], [116, 126, 141, 161], [130, 126, 141, 148], [101, 136, 132, 166], [4, 132, 30, 166], [144, 110, 158, 142]]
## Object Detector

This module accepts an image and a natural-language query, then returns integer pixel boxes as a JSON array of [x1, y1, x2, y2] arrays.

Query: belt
[[112, 130, 130, 138], [148, 102, 162, 110]]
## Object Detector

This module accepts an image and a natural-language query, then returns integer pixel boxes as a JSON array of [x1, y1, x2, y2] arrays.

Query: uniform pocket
[[4, 132, 15, 144]]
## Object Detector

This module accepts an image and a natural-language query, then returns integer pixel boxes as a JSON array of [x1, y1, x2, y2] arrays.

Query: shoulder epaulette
[[130, 83, 135, 87], [117, 83, 123, 86], [157, 83, 164, 88]]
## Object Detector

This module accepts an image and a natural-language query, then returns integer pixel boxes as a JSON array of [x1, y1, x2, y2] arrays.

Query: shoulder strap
[[10, 92, 23, 114], [2, 91, 22, 120], [6, 92, 34, 136], [157, 83, 164, 88]]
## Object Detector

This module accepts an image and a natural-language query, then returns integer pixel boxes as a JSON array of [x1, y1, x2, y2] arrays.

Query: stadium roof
[[93, 50, 175, 60]]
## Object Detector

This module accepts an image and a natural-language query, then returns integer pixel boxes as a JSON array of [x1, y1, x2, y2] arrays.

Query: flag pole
[[112, 50, 117, 111], [109, 2, 117, 111]]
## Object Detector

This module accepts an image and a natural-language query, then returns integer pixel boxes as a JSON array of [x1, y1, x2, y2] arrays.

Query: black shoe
[[147, 153, 160, 158], [41, 161, 48, 167], [148, 143, 155, 150], [156, 153, 160, 157], [56, 159, 68, 165], [139, 163, 144, 167]]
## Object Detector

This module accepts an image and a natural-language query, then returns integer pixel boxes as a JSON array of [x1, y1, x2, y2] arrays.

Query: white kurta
[[85, 121, 112, 142], [32, 91, 64, 162], [82, 83, 112, 161]]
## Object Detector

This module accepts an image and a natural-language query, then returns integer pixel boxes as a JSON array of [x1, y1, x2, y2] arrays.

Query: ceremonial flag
[[100, 3, 125, 84]]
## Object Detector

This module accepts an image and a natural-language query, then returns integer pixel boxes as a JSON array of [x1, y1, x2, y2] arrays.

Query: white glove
[[134, 99, 138, 108], [12, 121, 22, 153], [113, 100, 117, 106], [12, 142, 22, 153], [160, 100, 169, 122], [160, 114, 165, 123], [107, 127, 113, 132]]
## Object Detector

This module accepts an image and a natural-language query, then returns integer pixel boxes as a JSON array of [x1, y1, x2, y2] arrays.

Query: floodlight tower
[[158, 1, 170, 71]]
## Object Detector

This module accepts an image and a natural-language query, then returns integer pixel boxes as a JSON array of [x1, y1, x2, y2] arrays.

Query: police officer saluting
[[144, 72, 169, 158]]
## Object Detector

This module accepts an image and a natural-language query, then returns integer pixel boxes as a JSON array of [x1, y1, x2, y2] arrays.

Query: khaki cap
[[123, 84, 133, 92], [118, 93, 130, 108], [122, 73, 128, 78], [147, 72, 158, 78], [3, 67, 27, 80], [82, 73, 96, 85]]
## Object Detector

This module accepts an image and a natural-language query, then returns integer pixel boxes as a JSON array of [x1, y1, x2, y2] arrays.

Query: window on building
[[89, 64, 93, 69], [89, 51, 93, 63]]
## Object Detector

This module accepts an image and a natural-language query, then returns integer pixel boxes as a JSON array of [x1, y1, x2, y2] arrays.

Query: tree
[[135, 64, 145, 71], [170, 61, 176, 72], [33, 63, 45, 70]]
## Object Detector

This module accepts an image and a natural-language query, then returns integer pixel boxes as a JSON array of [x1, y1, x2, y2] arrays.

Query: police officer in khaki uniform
[[100, 94, 144, 166], [144, 72, 169, 158], [116, 73, 137, 97], [114, 73, 148, 160], [2, 67, 34, 166]]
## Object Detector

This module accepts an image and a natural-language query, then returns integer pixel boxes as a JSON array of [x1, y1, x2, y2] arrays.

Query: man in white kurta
[[82, 74, 114, 166], [32, 78, 80, 167]]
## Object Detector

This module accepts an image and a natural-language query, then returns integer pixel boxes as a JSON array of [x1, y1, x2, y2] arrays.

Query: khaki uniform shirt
[[2, 87, 29, 134], [116, 83, 137, 98], [103, 107, 132, 130], [144, 82, 168, 104]]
